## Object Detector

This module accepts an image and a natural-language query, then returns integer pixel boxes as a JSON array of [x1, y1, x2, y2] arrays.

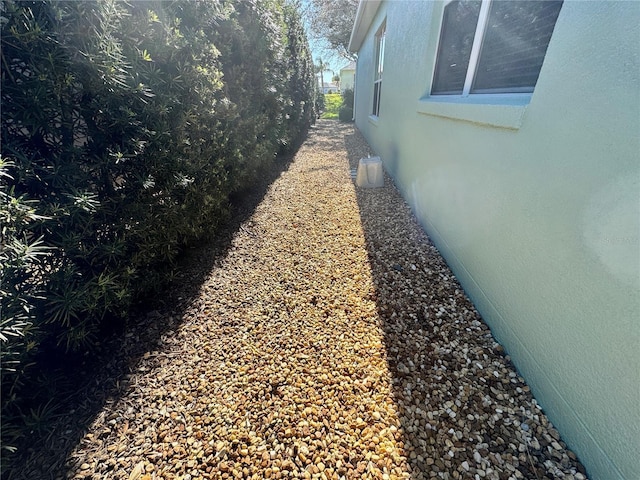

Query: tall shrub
[[282, 1, 317, 148], [339, 88, 354, 122], [212, 0, 315, 190], [1, 0, 231, 352], [1, 0, 316, 456]]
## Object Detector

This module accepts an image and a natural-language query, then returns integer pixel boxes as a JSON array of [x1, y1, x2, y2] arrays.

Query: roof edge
[[348, 0, 382, 53]]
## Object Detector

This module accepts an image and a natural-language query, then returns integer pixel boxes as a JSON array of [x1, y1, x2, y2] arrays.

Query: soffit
[[348, 0, 383, 53]]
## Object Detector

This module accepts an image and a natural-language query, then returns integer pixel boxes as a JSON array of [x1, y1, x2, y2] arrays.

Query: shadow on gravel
[[342, 125, 588, 480], [343, 126, 437, 480], [4, 134, 308, 480]]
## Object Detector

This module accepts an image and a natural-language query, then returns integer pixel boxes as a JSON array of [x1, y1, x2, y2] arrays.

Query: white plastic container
[[355, 156, 384, 188]]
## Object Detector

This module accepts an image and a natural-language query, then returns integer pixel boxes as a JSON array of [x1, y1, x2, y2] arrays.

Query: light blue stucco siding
[[351, 1, 640, 479]]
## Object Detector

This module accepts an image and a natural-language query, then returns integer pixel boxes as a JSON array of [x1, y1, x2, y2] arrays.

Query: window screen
[[372, 21, 386, 116], [472, 1, 564, 93], [431, 1, 481, 95], [431, 0, 563, 96]]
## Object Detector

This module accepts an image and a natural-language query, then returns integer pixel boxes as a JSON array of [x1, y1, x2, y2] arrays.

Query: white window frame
[[418, 0, 563, 129], [372, 20, 386, 117], [459, 0, 491, 96]]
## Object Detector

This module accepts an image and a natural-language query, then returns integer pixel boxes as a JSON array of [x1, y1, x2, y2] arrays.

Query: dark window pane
[[431, 0, 481, 95], [373, 81, 382, 116], [471, 0, 563, 93], [373, 21, 385, 115]]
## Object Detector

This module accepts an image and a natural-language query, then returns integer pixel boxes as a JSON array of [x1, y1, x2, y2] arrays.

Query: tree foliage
[[0, 0, 316, 456], [307, 0, 359, 60], [314, 57, 331, 90]]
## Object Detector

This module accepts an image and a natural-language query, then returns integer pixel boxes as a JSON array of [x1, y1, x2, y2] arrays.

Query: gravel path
[[65, 120, 587, 480]]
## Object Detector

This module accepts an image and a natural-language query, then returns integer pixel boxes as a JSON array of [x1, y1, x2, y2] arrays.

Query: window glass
[[472, 1, 564, 93], [376, 26, 385, 80], [372, 21, 386, 116], [373, 82, 382, 116], [431, 0, 563, 96], [431, 0, 481, 95]]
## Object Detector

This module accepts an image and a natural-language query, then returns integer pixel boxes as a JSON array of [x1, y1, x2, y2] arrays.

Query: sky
[[300, 0, 353, 84], [308, 35, 349, 84]]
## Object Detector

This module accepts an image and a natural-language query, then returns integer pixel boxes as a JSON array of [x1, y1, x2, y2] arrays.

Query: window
[[372, 21, 386, 116], [431, 0, 563, 96]]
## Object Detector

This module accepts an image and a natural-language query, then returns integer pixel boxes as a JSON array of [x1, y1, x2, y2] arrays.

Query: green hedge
[[339, 88, 354, 122], [0, 0, 316, 449]]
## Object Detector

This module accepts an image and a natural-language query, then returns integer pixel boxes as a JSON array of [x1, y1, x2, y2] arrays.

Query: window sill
[[368, 115, 380, 126], [416, 95, 529, 130]]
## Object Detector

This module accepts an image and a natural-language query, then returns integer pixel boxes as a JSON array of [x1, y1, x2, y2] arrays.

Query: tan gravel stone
[[62, 120, 587, 480]]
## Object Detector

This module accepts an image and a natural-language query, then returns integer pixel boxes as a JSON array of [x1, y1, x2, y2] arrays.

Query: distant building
[[319, 81, 340, 94], [339, 61, 356, 91]]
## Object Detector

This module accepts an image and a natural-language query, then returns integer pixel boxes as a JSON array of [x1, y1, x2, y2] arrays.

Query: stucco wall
[[340, 69, 355, 91], [352, 1, 640, 479]]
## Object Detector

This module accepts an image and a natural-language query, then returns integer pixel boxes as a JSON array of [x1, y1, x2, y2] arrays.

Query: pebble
[[56, 121, 588, 480]]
